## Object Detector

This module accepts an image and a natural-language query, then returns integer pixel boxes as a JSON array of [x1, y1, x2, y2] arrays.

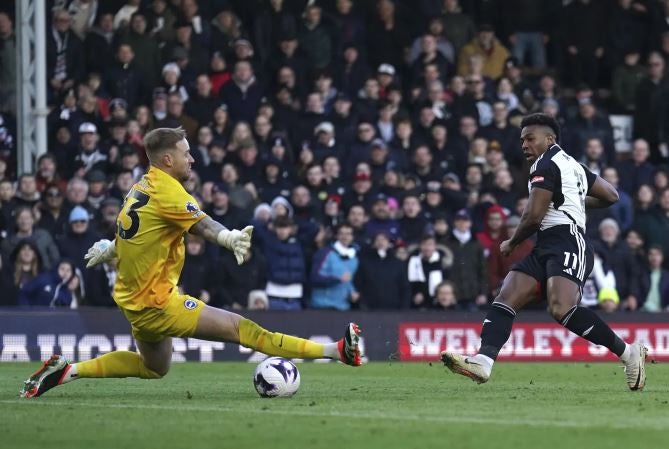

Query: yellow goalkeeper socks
[[238, 318, 337, 359], [68, 351, 162, 381]]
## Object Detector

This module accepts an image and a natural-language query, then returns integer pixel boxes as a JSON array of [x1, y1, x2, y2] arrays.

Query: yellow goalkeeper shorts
[[121, 292, 205, 343]]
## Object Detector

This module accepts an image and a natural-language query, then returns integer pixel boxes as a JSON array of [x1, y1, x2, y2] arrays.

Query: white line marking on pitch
[[0, 400, 664, 430]]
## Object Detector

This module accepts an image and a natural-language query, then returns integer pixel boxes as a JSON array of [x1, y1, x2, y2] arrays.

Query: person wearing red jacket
[[487, 215, 534, 297], [476, 204, 507, 258]]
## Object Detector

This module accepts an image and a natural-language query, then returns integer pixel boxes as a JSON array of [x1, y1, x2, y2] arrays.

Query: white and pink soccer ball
[[253, 357, 301, 398]]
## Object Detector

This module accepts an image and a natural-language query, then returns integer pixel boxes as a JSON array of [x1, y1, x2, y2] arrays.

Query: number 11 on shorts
[[563, 252, 578, 270]]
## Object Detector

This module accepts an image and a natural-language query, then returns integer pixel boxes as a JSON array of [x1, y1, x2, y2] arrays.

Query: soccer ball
[[253, 357, 301, 398]]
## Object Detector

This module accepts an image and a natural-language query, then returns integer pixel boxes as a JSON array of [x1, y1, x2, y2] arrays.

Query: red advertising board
[[398, 322, 669, 361]]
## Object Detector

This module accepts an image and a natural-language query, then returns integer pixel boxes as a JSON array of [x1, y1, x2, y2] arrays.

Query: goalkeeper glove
[[217, 225, 253, 265], [84, 239, 117, 268]]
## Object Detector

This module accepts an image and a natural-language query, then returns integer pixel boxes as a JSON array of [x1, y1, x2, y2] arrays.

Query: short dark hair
[[648, 244, 664, 255], [273, 215, 293, 228], [335, 222, 354, 234], [520, 113, 560, 141], [143, 127, 187, 160]]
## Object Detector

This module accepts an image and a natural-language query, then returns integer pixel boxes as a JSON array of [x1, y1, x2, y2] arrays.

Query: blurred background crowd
[[1, 0, 669, 312]]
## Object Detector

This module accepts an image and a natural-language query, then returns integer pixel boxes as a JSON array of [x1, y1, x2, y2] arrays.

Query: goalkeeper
[[21, 127, 362, 398]]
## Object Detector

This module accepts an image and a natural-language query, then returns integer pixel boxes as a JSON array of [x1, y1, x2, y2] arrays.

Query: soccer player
[[21, 127, 362, 398], [441, 113, 647, 390]]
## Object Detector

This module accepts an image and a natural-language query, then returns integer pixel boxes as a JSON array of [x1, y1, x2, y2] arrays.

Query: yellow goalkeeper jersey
[[113, 166, 207, 311]]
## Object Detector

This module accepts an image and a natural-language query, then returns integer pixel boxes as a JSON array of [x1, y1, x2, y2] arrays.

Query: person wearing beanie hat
[[20, 127, 363, 399]]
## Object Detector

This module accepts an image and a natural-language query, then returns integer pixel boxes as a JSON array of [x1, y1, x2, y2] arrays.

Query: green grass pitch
[[2, 362, 668, 449]]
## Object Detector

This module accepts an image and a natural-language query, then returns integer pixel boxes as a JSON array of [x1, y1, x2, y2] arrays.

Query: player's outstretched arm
[[190, 216, 253, 265], [502, 187, 552, 256], [585, 176, 619, 209], [84, 239, 117, 268]]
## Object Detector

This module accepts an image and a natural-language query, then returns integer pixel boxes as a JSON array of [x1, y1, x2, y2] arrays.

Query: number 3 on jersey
[[118, 189, 150, 239]]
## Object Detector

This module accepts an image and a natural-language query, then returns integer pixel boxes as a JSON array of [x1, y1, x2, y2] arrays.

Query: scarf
[[333, 241, 356, 259], [453, 229, 471, 244], [52, 27, 70, 81], [407, 251, 443, 296]]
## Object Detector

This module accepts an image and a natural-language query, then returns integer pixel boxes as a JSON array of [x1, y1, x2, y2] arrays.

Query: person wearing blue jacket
[[18, 259, 83, 308], [252, 215, 306, 310], [311, 222, 359, 310]]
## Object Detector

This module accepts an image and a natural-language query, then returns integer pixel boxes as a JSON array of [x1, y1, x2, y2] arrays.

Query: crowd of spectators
[[1, 0, 669, 312]]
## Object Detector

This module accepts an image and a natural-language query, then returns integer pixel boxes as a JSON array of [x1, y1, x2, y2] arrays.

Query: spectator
[[145, 0, 176, 45], [580, 137, 607, 176], [617, 139, 655, 195], [37, 183, 68, 239], [364, 193, 400, 242], [298, 4, 334, 70], [475, 204, 507, 257], [214, 246, 267, 310], [1, 206, 60, 270], [501, 0, 549, 70], [95, 197, 121, 240], [563, 0, 606, 88], [221, 61, 264, 124], [611, 51, 646, 113], [600, 167, 634, 233], [444, 208, 487, 310], [407, 234, 450, 309], [399, 194, 430, 245], [13, 173, 41, 209], [70, 122, 108, 179], [581, 252, 620, 313], [332, 0, 366, 49], [47, 8, 85, 102], [105, 43, 146, 110], [6, 239, 44, 305], [565, 99, 615, 162], [156, 93, 198, 139], [0, 11, 16, 112], [440, 0, 476, 56], [160, 62, 189, 103], [114, 0, 140, 30], [18, 259, 83, 308], [634, 52, 666, 153], [635, 188, 669, 262], [180, 0, 211, 49], [635, 245, 669, 312], [335, 43, 371, 100], [625, 228, 647, 270], [457, 24, 510, 80], [56, 206, 101, 272], [346, 204, 368, 246], [593, 218, 640, 307], [85, 257, 116, 307], [178, 234, 216, 305], [409, 18, 455, 66], [122, 11, 161, 90], [487, 215, 533, 297], [354, 230, 410, 309], [367, 0, 410, 69], [480, 101, 522, 168], [411, 34, 451, 86], [607, 0, 649, 67], [433, 280, 458, 310], [254, 0, 297, 67], [254, 215, 306, 310], [310, 222, 359, 310]]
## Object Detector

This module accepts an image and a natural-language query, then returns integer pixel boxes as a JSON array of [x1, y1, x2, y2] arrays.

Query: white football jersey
[[527, 144, 596, 231]]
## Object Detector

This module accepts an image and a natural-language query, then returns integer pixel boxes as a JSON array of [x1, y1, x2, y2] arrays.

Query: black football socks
[[478, 302, 516, 360], [559, 305, 627, 357]]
